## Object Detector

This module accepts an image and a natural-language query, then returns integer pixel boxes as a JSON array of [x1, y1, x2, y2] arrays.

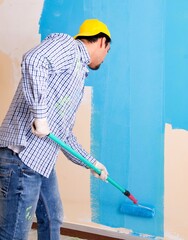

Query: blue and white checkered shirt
[[0, 33, 96, 177]]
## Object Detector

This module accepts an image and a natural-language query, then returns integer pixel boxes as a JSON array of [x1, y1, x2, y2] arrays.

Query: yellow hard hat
[[74, 19, 111, 39]]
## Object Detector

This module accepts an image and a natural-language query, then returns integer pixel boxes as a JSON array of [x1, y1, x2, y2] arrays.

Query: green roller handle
[[48, 133, 138, 204]]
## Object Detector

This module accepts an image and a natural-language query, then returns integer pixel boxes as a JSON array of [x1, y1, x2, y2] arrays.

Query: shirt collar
[[76, 40, 90, 65]]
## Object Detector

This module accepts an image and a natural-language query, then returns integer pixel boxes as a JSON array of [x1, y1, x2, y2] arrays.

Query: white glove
[[32, 118, 50, 138], [91, 161, 108, 181]]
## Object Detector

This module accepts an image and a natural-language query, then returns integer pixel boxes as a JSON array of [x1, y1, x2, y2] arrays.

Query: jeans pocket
[[21, 165, 38, 176], [0, 167, 12, 198]]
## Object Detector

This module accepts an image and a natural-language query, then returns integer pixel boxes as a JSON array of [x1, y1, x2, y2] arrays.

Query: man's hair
[[76, 32, 111, 47]]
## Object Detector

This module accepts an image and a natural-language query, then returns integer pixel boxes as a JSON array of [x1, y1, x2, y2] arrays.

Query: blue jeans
[[0, 147, 63, 240]]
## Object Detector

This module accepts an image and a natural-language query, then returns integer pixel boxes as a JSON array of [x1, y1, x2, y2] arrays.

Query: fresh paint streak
[[89, 0, 164, 237]]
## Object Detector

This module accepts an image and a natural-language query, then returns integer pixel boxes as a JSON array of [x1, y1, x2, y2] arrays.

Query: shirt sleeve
[[61, 131, 97, 168], [21, 52, 49, 119]]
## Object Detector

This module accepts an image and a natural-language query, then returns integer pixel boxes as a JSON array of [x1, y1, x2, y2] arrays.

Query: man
[[0, 19, 111, 240]]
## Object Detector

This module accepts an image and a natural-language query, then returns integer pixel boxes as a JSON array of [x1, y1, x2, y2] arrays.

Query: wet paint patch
[[25, 206, 33, 221]]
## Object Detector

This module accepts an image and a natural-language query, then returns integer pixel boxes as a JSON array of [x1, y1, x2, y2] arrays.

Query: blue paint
[[39, 0, 85, 39], [39, 0, 165, 237], [90, 1, 164, 237], [131, 232, 159, 240], [165, 0, 188, 130]]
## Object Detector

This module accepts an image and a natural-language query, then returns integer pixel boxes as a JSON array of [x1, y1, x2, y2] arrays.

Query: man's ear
[[98, 38, 103, 48], [99, 37, 106, 48], [102, 37, 108, 48]]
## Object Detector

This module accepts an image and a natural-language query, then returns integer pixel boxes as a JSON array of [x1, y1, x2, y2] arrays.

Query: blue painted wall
[[165, 0, 188, 130], [39, 0, 165, 237], [90, 1, 164, 237]]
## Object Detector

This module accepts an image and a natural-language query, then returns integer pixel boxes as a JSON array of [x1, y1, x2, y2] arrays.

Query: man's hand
[[91, 161, 108, 181], [32, 118, 50, 138]]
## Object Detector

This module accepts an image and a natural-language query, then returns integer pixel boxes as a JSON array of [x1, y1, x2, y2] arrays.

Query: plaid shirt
[[0, 33, 96, 177]]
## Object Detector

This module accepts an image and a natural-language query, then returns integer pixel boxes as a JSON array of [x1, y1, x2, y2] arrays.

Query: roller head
[[120, 203, 155, 218]]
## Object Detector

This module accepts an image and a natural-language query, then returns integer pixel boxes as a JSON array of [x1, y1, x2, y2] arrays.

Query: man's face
[[89, 38, 110, 70]]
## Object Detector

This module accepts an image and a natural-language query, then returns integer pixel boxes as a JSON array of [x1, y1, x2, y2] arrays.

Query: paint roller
[[48, 133, 155, 218]]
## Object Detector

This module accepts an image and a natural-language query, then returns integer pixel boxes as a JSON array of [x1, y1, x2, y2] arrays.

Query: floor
[[28, 229, 85, 240]]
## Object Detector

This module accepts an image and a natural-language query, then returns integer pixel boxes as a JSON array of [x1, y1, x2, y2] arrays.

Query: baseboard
[[32, 221, 141, 240]]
